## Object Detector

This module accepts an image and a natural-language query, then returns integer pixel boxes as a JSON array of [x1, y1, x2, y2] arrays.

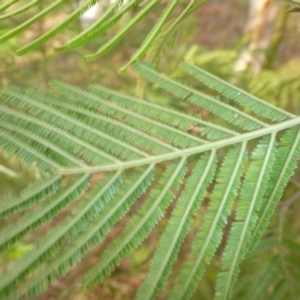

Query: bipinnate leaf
[[1, 62, 300, 299]]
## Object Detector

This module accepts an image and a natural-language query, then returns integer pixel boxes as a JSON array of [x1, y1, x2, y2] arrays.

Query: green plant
[[1, 60, 300, 299], [1, 1, 300, 300], [171, 47, 300, 114], [0, 0, 208, 71]]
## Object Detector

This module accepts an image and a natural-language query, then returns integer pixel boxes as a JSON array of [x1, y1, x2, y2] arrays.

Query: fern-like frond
[[5, 166, 155, 300], [0, 175, 90, 254], [135, 151, 217, 300], [181, 61, 295, 122], [50, 80, 206, 149], [134, 62, 269, 131], [87, 84, 237, 140], [168, 144, 248, 300], [0, 0, 40, 21], [0, 176, 61, 219], [85, 0, 161, 61], [84, 159, 187, 288], [1, 172, 124, 298], [0, 1, 208, 67], [249, 127, 300, 251], [0, 0, 19, 13], [0, 0, 63, 45], [119, 0, 178, 71], [1, 62, 300, 299], [15, 0, 104, 55], [56, 0, 142, 52], [215, 134, 277, 299]]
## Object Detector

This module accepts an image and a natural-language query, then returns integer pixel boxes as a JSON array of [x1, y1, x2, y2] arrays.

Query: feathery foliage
[[0, 0, 208, 70], [1, 61, 300, 299]]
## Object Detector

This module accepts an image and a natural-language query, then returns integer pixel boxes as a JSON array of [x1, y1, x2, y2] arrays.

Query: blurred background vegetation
[[1, 0, 300, 299]]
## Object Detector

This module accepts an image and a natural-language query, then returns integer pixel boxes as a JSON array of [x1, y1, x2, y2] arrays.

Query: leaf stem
[[56, 117, 300, 175]]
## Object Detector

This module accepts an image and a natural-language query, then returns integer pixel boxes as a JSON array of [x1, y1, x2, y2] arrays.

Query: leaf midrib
[[57, 117, 300, 175]]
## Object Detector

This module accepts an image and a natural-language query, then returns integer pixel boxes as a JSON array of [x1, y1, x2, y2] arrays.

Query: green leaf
[[1, 62, 300, 299]]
